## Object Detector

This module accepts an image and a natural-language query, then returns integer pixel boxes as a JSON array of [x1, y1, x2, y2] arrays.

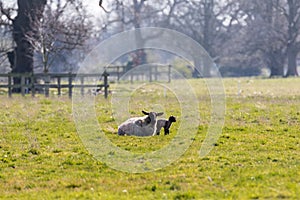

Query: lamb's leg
[[156, 130, 161, 135], [164, 128, 170, 135], [164, 121, 171, 135]]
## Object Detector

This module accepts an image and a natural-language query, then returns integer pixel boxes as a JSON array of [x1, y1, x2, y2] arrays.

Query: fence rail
[[0, 65, 172, 98], [105, 65, 172, 83], [0, 72, 109, 98]]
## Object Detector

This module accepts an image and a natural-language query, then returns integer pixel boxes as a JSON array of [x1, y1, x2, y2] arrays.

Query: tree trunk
[[285, 0, 299, 77], [12, 0, 47, 92], [268, 50, 285, 77], [201, 0, 215, 77], [133, 0, 147, 66], [286, 46, 299, 77], [269, 64, 284, 77]]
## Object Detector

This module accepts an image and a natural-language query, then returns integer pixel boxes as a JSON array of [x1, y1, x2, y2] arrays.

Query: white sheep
[[155, 116, 176, 135], [118, 111, 163, 136]]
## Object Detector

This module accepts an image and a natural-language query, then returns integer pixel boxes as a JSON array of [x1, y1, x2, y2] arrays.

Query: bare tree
[[105, 0, 168, 30], [1, 0, 48, 91], [234, 0, 286, 77], [99, 0, 170, 66], [1, 0, 92, 80], [96, 0, 300, 77], [165, 0, 240, 77], [280, 0, 300, 76], [13, 0, 47, 75], [0, 1, 17, 72], [27, 0, 92, 73]]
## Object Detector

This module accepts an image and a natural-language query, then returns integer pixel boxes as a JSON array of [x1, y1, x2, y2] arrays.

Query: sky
[[84, 0, 105, 19], [4, 0, 104, 19]]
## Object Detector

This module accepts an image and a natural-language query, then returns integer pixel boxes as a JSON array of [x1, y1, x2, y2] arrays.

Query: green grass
[[0, 78, 299, 199]]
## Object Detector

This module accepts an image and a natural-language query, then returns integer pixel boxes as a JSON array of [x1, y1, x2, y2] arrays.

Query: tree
[[282, 0, 300, 76], [1, 0, 93, 77], [100, 0, 170, 66], [236, 0, 286, 77], [165, 0, 240, 77], [0, 0, 46, 92], [13, 0, 47, 75], [29, 0, 92, 73], [0, 1, 16, 72], [235, 0, 300, 77]]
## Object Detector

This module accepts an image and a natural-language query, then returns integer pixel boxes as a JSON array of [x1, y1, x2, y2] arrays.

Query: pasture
[[0, 78, 299, 199]]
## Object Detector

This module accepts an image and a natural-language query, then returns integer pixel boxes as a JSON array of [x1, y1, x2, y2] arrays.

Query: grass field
[[0, 78, 299, 199]]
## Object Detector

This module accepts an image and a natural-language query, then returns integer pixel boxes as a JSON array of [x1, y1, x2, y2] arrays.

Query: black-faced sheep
[[118, 111, 163, 136]]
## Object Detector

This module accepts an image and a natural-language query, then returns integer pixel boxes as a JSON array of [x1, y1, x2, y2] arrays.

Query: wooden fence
[[105, 65, 172, 83], [0, 65, 172, 98], [0, 72, 109, 99]]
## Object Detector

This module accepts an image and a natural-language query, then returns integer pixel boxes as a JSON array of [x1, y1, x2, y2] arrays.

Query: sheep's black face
[[142, 110, 164, 126], [144, 116, 151, 124]]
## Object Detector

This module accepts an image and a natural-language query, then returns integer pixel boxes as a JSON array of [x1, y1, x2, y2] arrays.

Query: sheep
[[118, 111, 163, 136], [155, 116, 177, 135]]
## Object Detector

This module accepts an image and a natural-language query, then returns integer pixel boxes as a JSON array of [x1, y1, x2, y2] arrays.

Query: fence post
[[21, 75, 25, 97], [149, 66, 152, 82], [103, 71, 109, 99], [80, 76, 84, 96], [168, 65, 172, 83], [154, 65, 158, 81], [68, 73, 73, 99], [31, 73, 35, 97], [117, 66, 120, 81], [57, 77, 61, 96], [45, 73, 50, 98], [130, 72, 133, 84], [8, 73, 12, 98]]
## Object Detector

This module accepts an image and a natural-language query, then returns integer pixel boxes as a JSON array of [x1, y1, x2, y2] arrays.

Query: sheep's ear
[[156, 112, 164, 116], [142, 110, 149, 115]]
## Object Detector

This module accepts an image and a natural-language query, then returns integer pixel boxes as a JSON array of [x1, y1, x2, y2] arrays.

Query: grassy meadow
[[0, 78, 299, 199]]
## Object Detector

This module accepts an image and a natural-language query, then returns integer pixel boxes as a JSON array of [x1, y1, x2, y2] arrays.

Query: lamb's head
[[168, 116, 176, 123]]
